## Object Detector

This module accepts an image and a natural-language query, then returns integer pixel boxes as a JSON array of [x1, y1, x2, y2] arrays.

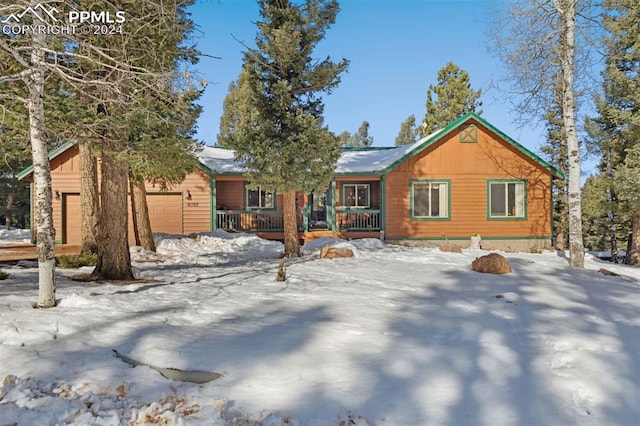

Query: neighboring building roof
[[19, 113, 564, 180]]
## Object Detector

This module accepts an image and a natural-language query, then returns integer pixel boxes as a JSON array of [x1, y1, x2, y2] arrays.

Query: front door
[[309, 188, 329, 229]]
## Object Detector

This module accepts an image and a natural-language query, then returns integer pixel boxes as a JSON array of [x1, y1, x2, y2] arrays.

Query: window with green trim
[[342, 183, 370, 208], [246, 186, 275, 209], [488, 181, 525, 218], [412, 181, 449, 218]]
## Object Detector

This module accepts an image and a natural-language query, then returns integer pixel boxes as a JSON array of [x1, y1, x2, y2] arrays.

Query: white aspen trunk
[[556, 0, 584, 267], [29, 31, 56, 307]]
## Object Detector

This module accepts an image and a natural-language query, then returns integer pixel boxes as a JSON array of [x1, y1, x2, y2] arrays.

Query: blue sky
[[189, 0, 553, 161]]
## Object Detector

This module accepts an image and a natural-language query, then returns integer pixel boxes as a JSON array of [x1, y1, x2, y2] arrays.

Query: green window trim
[[340, 182, 371, 208], [487, 179, 528, 220], [243, 183, 277, 210], [409, 179, 451, 221], [460, 124, 478, 143]]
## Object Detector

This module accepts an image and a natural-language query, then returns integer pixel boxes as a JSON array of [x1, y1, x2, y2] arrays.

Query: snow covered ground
[[1, 231, 639, 425], [0, 228, 31, 245]]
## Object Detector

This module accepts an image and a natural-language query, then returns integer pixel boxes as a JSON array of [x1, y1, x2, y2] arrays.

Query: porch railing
[[216, 210, 303, 232], [336, 209, 381, 231]]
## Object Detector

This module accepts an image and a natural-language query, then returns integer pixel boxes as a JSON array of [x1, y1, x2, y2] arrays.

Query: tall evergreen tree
[[351, 121, 373, 147], [540, 74, 569, 251], [586, 0, 640, 265], [395, 114, 419, 146], [221, 0, 348, 257], [341, 121, 373, 147], [615, 145, 640, 264], [336, 130, 352, 147], [421, 62, 483, 137]]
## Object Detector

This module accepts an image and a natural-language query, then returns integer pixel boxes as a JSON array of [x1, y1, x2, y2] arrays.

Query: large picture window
[[488, 180, 526, 218], [246, 186, 275, 209], [411, 180, 449, 219], [342, 183, 370, 208]]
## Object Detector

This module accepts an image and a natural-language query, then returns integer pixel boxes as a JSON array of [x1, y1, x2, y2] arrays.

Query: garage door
[[63, 193, 183, 245], [62, 193, 82, 245], [146, 193, 183, 235]]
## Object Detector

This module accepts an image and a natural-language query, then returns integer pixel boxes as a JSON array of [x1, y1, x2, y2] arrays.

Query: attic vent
[[460, 124, 478, 143]]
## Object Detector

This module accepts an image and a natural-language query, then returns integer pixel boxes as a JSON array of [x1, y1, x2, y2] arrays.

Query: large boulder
[[471, 253, 511, 274], [439, 241, 462, 253], [320, 246, 354, 259]]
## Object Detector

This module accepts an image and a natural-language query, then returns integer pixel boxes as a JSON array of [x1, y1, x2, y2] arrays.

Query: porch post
[[380, 174, 386, 241], [303, 194, 309, 232], [210, 175, 217, 231], [329, 179, 337, 232]]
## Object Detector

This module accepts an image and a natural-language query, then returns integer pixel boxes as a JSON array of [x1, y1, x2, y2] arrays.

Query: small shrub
[[57, 253, 98, 268], [0, 269, 8, 280]]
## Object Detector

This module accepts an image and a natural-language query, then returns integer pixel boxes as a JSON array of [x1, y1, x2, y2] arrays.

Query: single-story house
[[19, 113, 562, 250]]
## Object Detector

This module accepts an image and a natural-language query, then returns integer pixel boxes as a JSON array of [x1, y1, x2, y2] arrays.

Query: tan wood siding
[[41, 147, 213, 242], [385, 120, 552, 239], [62, 193, 81, 244], [216, 180, 245, 210]]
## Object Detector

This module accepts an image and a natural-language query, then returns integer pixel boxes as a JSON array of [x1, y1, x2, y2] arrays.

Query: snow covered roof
[[198, 146, 244, 174], [197, 113, 563, 178], [198, 128, 444, 175]]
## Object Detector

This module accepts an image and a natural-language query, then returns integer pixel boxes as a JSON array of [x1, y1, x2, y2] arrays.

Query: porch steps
[[302, 230, 343, 243]]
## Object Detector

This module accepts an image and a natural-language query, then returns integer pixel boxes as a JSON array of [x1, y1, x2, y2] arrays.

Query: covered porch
[[212, 176, 383, 238]]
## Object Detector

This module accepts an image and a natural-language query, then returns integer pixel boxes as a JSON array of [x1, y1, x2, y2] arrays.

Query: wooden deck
[[0, 244, 81, 263]]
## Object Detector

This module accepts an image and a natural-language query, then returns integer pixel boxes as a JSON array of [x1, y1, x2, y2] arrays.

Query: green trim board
[[380, 112, 564, 179], [329, 180, 337, 231], [409, 179, 452, 221], [486, 179, 528, 221], [210, 175, 217, 231], [380, 174, 386, 234]]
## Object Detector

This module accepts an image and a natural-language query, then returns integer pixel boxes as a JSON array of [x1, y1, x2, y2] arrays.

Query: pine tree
[[341, 121, 373, 147], [540, 75, 569, 251], [351, 121, 373, 147], [615, 145, 640, 264], [586, 0, 640, 265], [421, 62, 482, 137], [222, 0, 348, 257], [336, 130, 352, 147], [395, 115, 418, 146]]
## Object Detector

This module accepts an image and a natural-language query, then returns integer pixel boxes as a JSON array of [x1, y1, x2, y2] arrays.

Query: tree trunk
[[79, 142, 99, 254], [556, 0, 584, 268], [282, 191, 300, 257], [627, 214, 640, 266], [5, 192, 13, 230], [91, 153, 134, 280], [28, 31, 56, 308], [130, 178, 156, 252]]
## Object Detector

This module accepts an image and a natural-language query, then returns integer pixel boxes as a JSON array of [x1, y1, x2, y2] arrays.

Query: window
[[342, 184, 370, 208], [246, 186, 275, 209], [488, 181, 526, 219], [460, 124, 478, 143], [411, 180, 449, 219]]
